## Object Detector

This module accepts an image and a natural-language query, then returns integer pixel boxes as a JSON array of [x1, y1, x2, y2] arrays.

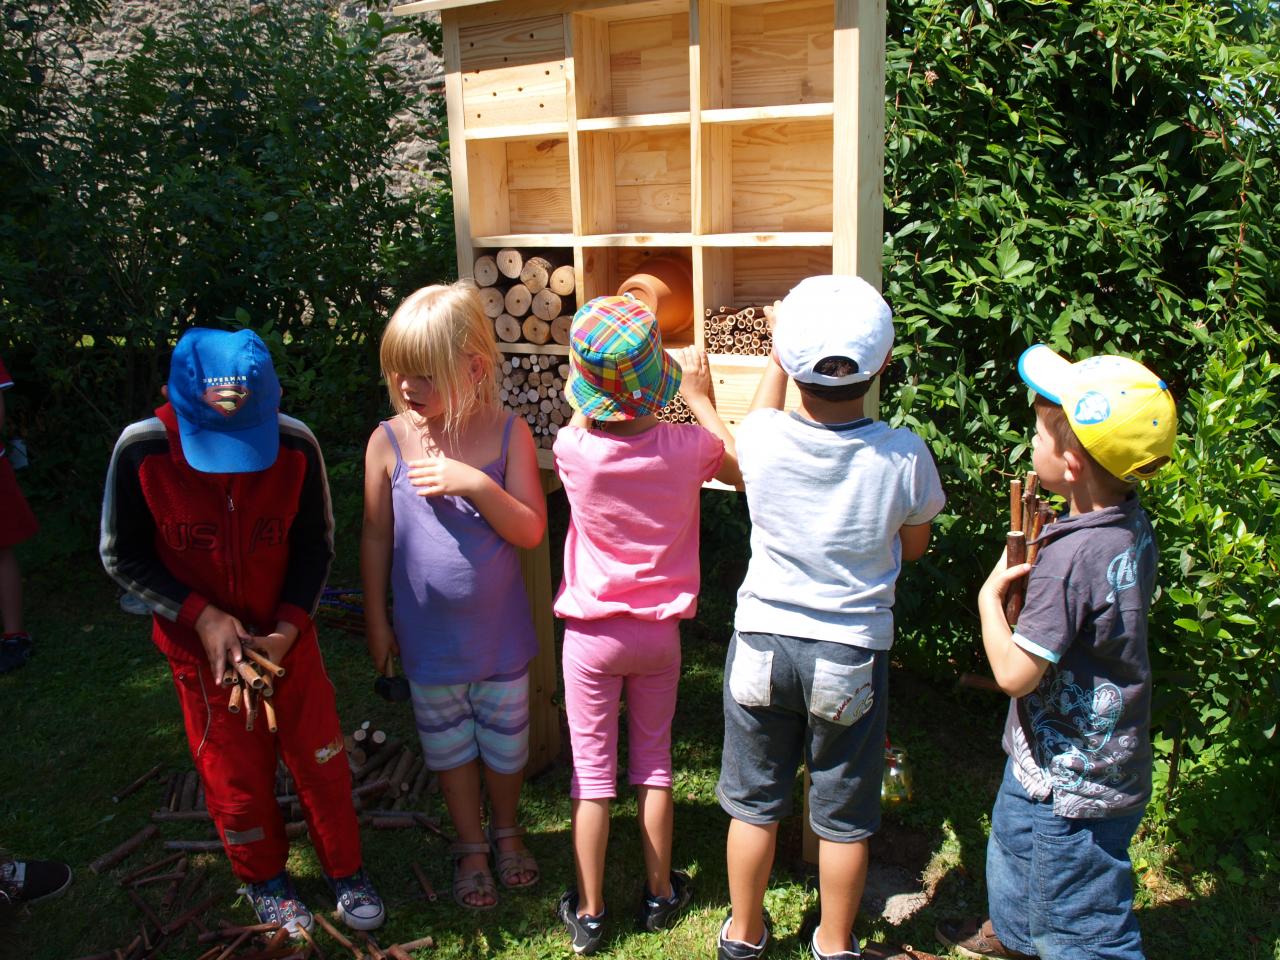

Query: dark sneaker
[[638, 869, 691, 932], [243, 872, 313, 938], [558, 888, 606, 955], [0, 858, 72, 905], [811, 928, 862, 959], [718, 910, 772, 960], [329, 867, 385, 931], [0, 633, 33, 674], [935, 918, 1037, 959]]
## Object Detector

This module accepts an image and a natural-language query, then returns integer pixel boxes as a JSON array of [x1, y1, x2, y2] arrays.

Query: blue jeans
[[987, 759, 1146, 960]]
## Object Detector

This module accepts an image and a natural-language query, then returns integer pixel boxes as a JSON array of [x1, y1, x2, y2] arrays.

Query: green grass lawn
[[1, 488, 1277, 959]]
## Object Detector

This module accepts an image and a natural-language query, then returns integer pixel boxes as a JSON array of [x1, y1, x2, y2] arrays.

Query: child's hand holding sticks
[[1000, 471, 1051, 625], [222, 638, 285, 733]]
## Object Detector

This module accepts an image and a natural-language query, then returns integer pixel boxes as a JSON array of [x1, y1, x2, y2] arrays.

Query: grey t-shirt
[[1004, 495, 1157, 818], [734, 410, 946, 649]]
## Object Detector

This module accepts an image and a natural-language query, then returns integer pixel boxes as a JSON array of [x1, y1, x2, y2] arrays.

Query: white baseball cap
[[772, 275, 893, 386]]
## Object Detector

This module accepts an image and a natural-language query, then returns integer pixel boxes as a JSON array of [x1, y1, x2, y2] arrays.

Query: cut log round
[[478, 286, 505, 319], [505, 284, 532, 318], [519, 256, 553, 294], [549, 265, 576, 297], [551, 315, 572, 345], [532, 289, 563, 322], [496, 248, 523, 279], [473, 255, 499, 287], [494, 314, 521, 343]]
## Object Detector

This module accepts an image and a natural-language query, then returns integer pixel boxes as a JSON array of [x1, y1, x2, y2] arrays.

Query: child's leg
[[815, 837, 869, 955], [799, 641, 887, 954], [621, 618, 681, 899], [717, 632, 809, 946], [725, 818, 777, 944], [410, 679, 493, 907], [272, 637, 361, 880], [167, 658, 289, 883], [562, 619, 626, 916], [0, 546, 23, 635], [571, 797, 611, 917], [470, 670, 536, 885], [1025, 784, 1146, 959], [985, 759, 1038, 956]]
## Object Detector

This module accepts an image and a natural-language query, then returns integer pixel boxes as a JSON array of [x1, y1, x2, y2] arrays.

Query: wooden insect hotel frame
[[394, 0, 888, 783]]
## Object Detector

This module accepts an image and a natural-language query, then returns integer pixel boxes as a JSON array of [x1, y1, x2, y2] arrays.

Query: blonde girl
[[361, 281, 546, 910]]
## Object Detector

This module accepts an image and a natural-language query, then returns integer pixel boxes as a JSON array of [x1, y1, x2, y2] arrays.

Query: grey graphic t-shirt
[[1003, 495, 1157, 818]]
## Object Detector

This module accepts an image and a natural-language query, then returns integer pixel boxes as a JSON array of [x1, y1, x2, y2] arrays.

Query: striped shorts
[[409, 668, 530, 774]]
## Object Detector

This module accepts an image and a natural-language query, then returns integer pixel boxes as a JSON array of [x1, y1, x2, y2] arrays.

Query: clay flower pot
[[616, 254, 694, 336]]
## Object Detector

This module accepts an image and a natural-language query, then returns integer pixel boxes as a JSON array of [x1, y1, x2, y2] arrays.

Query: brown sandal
[[450, 840, 498, 910], [486, 825, 540, 889]]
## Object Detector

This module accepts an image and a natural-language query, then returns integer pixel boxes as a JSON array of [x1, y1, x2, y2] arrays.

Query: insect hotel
[[394, 0, 888, 785]]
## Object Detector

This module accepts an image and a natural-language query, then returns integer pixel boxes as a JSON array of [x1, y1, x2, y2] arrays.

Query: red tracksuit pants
[[168, 635, 362, 883]]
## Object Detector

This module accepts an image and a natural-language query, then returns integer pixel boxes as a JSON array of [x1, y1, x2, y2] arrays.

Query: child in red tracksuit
[[0, 353, 39, 674], [100, 328, 384, 938]]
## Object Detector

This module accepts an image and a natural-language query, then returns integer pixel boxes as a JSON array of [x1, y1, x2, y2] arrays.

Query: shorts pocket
[[810, 656, 874, 726], [728, 635, 773, 708]]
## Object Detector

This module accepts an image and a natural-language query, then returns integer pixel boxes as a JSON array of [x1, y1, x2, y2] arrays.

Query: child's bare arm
[[900, 521, 932, 562], [674, 346, 742, 487], [977, 549, 1047, 697], [748, 354, 789, 413], [360, 427, 399, 673]]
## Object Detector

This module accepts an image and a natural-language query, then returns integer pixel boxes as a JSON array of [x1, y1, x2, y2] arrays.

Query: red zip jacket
[[100, 403, 334, 664]]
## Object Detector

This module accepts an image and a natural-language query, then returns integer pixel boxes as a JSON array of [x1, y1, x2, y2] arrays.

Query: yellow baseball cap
[[1018, 345, 1176, 482]]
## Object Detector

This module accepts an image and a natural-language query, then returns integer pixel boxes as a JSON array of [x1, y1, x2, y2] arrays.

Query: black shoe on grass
[[558, 888, 606, 955], [638, 869, 691, 931], [0, 858, 72, 906]]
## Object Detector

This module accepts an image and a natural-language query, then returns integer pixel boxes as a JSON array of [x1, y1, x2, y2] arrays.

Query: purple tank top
[[383, 415, 537, 685]]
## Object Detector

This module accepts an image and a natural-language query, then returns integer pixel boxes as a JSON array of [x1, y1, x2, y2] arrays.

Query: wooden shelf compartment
[[698, 0, 834, 111], [572, 2, 691, 120], [578, 127, 692, 234], [579, 245, 698, 349], [457, 14, 568, 131], [465, 134, 573, 236], [698, 116, 833, 234], [697, 245, 833, 315]]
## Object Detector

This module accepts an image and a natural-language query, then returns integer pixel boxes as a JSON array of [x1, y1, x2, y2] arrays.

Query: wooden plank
[[696, 247, 736, 350], [518, 471, 562, 778], [610, 128, 690, 232], [706, 354, 802, 428], [730, 247, 832, 304], [465, 139, 512, 237], [730, 118, 832, 232], [730, 0, 834, 108], [482, 137, 572, 234], [461, 60, 568, 129], [577, 112, 690, 131], [608, 13, 690, 116], [577, 132, 617, 235], [443, 17, 475, 278], [702, 101, 834, 125], [571, 13, 612, 121], [458, 15, 565, 72], [698, 231, 833, 246]]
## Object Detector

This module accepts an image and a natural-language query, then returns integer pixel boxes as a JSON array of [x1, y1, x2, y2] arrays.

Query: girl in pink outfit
[[552, 295, 738, 954]]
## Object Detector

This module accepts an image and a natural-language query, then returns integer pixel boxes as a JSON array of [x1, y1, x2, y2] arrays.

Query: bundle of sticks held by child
[[221, 645, 284, 733], [1003, 471, 1056, 624]]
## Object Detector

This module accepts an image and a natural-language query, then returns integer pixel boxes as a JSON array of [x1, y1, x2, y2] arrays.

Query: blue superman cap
[[168, 328, 281, 473]]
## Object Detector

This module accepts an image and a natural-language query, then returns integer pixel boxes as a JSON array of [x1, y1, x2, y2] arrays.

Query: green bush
[[1, 0, 454, 493], [882, 0, 1278, 879]]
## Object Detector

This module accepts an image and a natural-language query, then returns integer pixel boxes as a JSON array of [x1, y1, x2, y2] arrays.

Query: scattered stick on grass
[[112, 763, 164, 804], [89, 824, 159, 874]]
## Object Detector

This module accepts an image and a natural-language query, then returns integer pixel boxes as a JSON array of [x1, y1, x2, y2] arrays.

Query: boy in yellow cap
[[936, 345, 1176, 960]]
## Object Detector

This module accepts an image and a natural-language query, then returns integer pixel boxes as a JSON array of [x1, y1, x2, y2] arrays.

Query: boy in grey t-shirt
[[678, 276, 945, 960], [937, 346, 1176, 960]]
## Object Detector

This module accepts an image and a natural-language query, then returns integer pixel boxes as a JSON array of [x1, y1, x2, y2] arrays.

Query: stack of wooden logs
[[501, 353, 572, 449], [475, 249, 576, 348], [704, 304, 773, 356], [347, 721, 435, 813]]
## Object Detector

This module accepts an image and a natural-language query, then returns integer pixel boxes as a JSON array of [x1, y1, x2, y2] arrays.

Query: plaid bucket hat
[[566, 295, 681, 421]]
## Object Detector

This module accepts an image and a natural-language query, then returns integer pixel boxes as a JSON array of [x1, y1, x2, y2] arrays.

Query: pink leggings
[[561, 617, 681, 800]]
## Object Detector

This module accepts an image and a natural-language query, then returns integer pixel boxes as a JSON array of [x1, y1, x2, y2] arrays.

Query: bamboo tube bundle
[[702, 304, 775, 357], [656, 391, 696, 425]]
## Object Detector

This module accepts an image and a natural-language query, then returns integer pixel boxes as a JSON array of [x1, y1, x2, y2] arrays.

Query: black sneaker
[[328, 866, 385, 931], [638, 869, 691, 932], [0, 633, 32, 674], [558, 888, 606, 955], [718, 910, 772, 960], [0, 858, 72, 905], [243, 871, 313, 938], [811, 928, 862, 959]]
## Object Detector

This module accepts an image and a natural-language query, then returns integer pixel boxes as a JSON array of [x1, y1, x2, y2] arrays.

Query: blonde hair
[[379, 281, 500, 437]]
